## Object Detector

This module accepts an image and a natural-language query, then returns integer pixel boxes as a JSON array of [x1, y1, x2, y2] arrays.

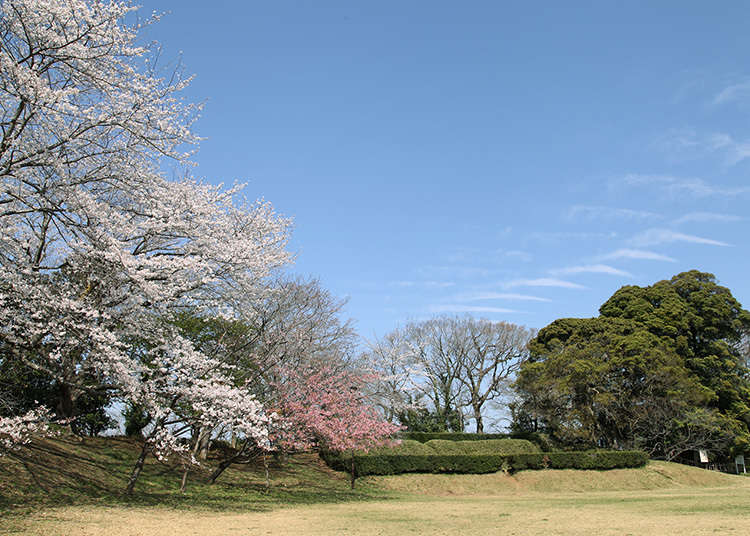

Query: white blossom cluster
[[0, 407, 54, 453], [0, 0, 290, 455]]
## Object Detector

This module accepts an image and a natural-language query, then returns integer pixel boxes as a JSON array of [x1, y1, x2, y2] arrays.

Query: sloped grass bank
[[0, 436, 388, 513], [3, 437, 750, 536], [366, 460, 748, 495]]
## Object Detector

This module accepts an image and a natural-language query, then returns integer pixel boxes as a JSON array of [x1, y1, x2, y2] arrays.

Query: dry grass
[[3, 437, 750, 535], [365, 460, 744, 495], [9, 485, 750, 536]]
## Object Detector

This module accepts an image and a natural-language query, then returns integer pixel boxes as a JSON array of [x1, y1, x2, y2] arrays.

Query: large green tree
[[514, 271, 750, 459]]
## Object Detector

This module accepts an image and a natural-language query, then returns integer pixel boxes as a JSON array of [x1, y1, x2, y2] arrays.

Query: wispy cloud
[[598, 248, 677, 263], [621, 174, 750, 197], [527, 231, 618, 243], [629, 228, 731, 247], [566, 205, 661, 222], [428, 305, 519, 314], [416, 265, 495, 279], [504, 250, 533, 262], [654, 129, 750, 166], [391, 280, 456, 289], [673, 212, 742, 225], [550, 264, 633, 277], [504, 278, 587, 290], [454, 292, 551, 303], [713, 80, 750, 105]]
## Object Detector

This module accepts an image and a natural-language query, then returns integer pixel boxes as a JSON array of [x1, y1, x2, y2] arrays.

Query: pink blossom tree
[[272, 365, 402, 488]]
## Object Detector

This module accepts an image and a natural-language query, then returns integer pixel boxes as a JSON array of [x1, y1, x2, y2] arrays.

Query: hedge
[[366, 439, 436, 456], [401, 431, 554, 450], [319, 450, 648, 477], [401, 432, 513, 442], [424, 439, 540, 455]]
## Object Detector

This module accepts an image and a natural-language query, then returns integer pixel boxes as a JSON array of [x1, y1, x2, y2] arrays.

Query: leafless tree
[[371, 316, 533, 433]]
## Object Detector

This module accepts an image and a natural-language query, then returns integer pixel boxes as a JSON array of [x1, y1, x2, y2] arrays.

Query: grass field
[[2, 437, 749, 535]]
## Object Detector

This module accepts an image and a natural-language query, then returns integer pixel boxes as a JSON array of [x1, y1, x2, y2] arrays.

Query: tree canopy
[[514, 271, 750, 459]]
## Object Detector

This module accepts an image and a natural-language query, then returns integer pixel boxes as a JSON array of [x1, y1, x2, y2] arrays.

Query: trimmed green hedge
[[424, 439, 540, 455], [401, 431, 554, 450], [366, 439, 436, 456], [319, 450, 648, 477], [402, 432, 513, 442]]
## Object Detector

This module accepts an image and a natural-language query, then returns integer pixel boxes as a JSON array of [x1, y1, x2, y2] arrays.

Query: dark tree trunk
[[125, 442, 150, 495], [474, 407, 484, 433], [208, 458, 234, 485], [56, 383, 75, 420]]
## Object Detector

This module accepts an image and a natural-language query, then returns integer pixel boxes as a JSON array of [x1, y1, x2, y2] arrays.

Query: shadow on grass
[[0, 437, 395, 515]]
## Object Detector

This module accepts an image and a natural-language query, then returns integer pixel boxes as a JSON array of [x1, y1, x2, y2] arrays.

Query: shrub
[[401, 431, 554, 450], [319, 449, 648, 477], [424, 439, 540, 455], [366, 439, 436, 456]]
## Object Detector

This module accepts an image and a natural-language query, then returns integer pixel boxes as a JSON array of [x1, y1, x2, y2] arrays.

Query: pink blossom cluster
[[272, 366, 402, 453]]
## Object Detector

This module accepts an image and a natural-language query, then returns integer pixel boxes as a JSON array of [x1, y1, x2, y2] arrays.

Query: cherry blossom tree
[[0, 0, 291, 491], [271, 365, 402, 488]]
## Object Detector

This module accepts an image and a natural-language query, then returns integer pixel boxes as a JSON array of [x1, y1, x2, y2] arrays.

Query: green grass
[[3, 436, 750, 535], [0, 435, 390, 515]]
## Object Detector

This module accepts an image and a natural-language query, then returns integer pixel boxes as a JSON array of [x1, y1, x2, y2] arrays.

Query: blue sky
[[140, 1, 750, 340]]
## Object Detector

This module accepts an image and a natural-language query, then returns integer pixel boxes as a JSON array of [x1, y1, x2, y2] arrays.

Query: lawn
[[8, 486, 750, 536], [2, 437, 749, 535]]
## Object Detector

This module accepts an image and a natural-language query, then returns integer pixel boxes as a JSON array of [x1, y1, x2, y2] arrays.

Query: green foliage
[[320, 450, 648, 477], [396, 407, 461, 433], [366, 440, 437, 456], [69, 391, 116, 437], [123, 403, 152, 438], [401, 431, 554, 450], [0, 356, 114, 437], [514, 271, 750, 459], [424, 439, 540, 455]]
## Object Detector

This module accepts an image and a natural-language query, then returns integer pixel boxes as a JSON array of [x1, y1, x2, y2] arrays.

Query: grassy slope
[[3, 435, 750, 535], [0, 435, 387, 513], [366, 460, 746, 495]]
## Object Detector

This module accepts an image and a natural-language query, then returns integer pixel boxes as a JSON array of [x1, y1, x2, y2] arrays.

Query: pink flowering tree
[[272, 365, 403, 488]]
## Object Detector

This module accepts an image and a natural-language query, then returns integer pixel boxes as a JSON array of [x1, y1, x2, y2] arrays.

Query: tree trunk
[[56, 383, 75, 419], [263, 453, 270, 491], [197, 426, 210, 461], [208, 458, 233, 485], [350, 452, 356, 490], [125, 442, 150, 495], [180, 466, 189, 493], [474, 407, 484, 433]]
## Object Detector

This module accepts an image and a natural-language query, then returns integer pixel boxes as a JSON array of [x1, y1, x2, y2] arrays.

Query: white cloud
[[621, 174, 750, 197], [673, 212, 742, 225], [504, 278, 587, 290], [566, 205, 660, 222], [428, 305, 519, 314], [713, 80, 750, 105], [454, 292, 551, 303], [503, 250, 533, 262], [391, 280, 456, 288], [629, 228, 731, 247], [598, 249, 677, 263], [527, 231, 618, 243], [653, 129, 750, 167], [550, 264, 633, 277]]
